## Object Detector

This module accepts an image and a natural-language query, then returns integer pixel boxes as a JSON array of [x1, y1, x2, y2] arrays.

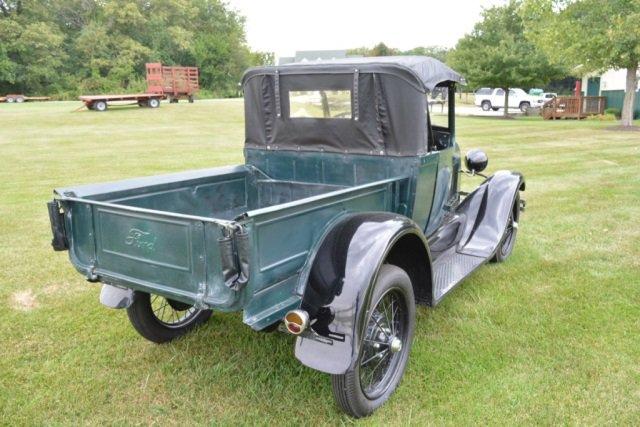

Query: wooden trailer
[[542, 96, 606, 120], [146, 63, 199, 103], [79, 63, 199, 111]]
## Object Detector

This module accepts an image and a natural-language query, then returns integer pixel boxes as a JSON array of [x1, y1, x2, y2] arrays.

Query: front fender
[[294, 213, 430, 375], [456, 170, 525, 258]]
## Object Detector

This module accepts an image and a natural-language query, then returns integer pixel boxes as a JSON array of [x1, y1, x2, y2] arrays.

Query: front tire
[[491, 194, 520, 263], [148, 98, 160, 108], [332, 264, 416, 418], [126, 291, 212, 343], [519, 102, 530, 112]]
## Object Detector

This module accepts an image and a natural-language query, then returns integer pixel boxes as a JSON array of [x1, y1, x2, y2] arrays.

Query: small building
[[278, 50, 359, 66], [581, 69, 640, 117]]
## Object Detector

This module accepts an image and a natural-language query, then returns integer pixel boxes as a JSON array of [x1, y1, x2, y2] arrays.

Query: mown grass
[[0, 100, 638, 425]]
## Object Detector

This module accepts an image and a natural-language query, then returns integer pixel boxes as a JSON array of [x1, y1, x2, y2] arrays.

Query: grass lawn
[[1, 100, 639, 425]]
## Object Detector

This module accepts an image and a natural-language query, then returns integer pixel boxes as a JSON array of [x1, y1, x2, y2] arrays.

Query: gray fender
[[294, 212, 432, 375], [100, 284, 134, 309], [455, 170, 525, 259]]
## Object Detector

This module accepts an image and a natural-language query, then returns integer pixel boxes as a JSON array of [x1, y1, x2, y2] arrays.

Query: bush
[[586, 113, 616, 121], [604, 107, 621, 119]]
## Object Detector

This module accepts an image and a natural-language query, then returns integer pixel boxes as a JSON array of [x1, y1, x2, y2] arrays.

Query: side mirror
[[465, 149, 488, 173]]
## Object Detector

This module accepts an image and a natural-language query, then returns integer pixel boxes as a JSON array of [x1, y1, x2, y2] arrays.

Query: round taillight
[[283, 310, 309, 335]]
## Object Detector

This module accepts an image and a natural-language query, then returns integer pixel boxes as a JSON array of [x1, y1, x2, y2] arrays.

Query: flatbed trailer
[[2, 94, 51, 103], [79, 93, 164, 112], [80, 63, 199, 112]]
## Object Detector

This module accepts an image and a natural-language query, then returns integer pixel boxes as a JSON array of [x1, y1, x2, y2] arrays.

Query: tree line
[[1, 0, 637, 126], [0, 0, 272, 98]]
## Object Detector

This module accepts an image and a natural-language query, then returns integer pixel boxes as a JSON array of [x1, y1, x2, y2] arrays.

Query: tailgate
[[57, 197, 239, 308]]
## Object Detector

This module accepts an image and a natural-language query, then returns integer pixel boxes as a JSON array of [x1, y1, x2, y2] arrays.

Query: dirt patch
[[10, 289, 39, 311]]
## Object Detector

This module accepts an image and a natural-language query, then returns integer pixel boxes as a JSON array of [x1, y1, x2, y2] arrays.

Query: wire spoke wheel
[[126, 291, 212, 343], [331, 265, 416, 418], [359, 289, 407, 399], [149, 295, 200, 329], [492, 194, 520, 263]]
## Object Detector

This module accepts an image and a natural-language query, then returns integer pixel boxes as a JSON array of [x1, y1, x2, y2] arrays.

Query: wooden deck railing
[[542, 96, 606, 120]]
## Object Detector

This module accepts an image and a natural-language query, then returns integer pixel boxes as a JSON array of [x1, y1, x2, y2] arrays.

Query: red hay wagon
[[79, 63, 199, 112]]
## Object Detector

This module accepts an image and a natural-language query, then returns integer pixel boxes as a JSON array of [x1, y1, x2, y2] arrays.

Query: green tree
[[449, 1, 563, 116], [401, 46, 449, 63], [522, 0, 640, 127], [0, 0, 271, 98]]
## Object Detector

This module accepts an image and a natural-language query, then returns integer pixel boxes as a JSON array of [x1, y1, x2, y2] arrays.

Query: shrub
[[604, 107, 621, 118]]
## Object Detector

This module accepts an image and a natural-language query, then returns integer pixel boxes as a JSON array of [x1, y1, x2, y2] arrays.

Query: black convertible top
[[242, 56, 464, 156], [243, 56, 464, 92]]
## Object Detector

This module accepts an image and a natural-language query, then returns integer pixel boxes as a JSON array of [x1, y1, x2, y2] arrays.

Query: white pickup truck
[[474, 88, 542, 112]]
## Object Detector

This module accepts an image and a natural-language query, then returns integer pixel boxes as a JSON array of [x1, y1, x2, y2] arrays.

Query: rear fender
[[456, 170, 525, 258], [294, 213, 432, 375]]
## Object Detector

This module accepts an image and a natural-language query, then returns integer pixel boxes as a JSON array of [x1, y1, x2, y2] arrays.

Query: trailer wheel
[[332, 264, 415, 418], [93, 100, 107, 112], [6, 96, 14, 103], [137, 100, 149, 107], [148, 98, 160, 108], [126, 291, 212, 343], [15, 96, 25, 103]]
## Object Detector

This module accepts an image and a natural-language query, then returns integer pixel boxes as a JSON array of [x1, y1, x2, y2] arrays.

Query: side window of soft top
[[427, 85, 453, 151]]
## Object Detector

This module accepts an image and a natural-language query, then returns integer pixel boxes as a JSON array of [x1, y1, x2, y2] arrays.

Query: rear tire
[[491, 107, 499, 111], [15, 96, 24, 103], [331, 264, 415, 418], [6, 97, 14, 103], [148, 98, 160, 108], [519, 102, 530, 112], [481, 101, 492, 111], [126, 291, 212, 343]]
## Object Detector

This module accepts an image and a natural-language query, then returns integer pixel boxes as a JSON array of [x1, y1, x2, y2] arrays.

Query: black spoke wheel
[[332, 264, 416, 418], [491, 194, 520, 263], [126, 291, 212, 343]]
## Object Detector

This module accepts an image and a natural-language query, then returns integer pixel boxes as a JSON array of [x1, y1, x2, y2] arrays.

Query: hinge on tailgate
[[218, 225, 250, 291]]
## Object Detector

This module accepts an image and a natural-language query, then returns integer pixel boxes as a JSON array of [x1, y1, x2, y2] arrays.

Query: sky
[[226, 0, 506, 59]]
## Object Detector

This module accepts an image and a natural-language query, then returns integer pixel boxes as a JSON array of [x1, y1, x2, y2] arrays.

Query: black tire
[[491, 194, 520, 263], [519, 102, 530, 112], [126, 291, 212, 343], [94, 100, 107, 112], [332, 264, 416, 418], [137, 100, 149, 107], [148, 98, 160, 108], [481, 101, 492, 111], [188, 95, 194, 103], [491, 107, 499, 111]]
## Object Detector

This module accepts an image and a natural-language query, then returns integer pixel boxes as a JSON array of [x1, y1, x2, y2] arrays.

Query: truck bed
[[53, 165, 406, 329]]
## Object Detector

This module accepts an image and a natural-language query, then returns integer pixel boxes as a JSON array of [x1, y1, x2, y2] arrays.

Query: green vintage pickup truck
[[48, 56, 524, 417]]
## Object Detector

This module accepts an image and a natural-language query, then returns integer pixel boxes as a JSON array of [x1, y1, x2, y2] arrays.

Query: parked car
[[475, 87, 540, 112], [48, 56, 525, 418], [539, 92, 558, 103]]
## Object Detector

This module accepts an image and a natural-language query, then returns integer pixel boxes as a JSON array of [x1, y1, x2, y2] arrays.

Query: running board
[[432, 250, 485, 304]]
